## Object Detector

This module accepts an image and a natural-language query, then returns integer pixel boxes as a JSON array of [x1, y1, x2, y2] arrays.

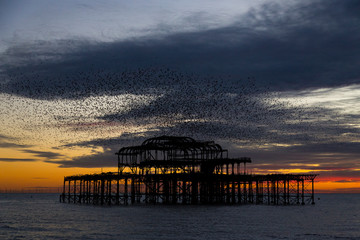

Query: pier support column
[[182, 181, 187, 204], [243, 182, 247, 204], [237, 182, 241, 204], [267, 181, 270, 205], [116, 178, 120, 205], [297, 180, 300, 205], [79, 180, 82, 204], [248, 181, 253, 203], [124, 178, 128, 205], [131, 177, 135, 204], [67, 180, 71, 203], [191, 180, 198, 204], [172, 178, 177, 204], [287, 180, 290, 205], [86, 180, 90, 204], [255, 180, 259, 204], [283, 180, 286, 205], [73, 180, 76, 204], [311, 178, 315, 205], [301, 179, 305, 205], [61, 178, 65, 203], [100, 179, 105, 205], [108, 179, 112, 205]]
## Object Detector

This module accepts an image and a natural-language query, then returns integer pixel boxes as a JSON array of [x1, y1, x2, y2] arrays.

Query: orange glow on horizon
[[315, 180, 360, 193], [0, 161, 117, 192], [1, 161, 359, 193]]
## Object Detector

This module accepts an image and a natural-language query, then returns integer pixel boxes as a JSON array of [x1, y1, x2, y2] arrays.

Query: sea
[[0, 193, 359, 240]]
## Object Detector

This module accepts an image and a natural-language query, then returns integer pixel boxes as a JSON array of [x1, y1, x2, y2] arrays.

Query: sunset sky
[[0, 0, 359, 193]]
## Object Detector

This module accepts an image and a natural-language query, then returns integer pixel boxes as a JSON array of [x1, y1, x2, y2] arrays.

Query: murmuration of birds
[[0, 67, 324, 149]]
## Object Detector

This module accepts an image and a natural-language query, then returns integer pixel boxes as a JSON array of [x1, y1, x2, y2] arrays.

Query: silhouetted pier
[[60, 136, 317, 205]]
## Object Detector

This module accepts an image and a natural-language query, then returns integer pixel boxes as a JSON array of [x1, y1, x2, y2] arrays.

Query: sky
[[0, 0, 359, 193]]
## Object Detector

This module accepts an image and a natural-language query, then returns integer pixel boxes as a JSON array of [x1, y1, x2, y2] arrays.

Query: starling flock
[[0, 67, 323, 149]]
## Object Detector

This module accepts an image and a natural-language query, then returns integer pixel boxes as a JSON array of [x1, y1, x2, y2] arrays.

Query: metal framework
[[60, 136, 317, 205]]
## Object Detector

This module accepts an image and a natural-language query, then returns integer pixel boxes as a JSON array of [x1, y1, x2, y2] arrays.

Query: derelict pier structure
[[60, 136, 317, 205]]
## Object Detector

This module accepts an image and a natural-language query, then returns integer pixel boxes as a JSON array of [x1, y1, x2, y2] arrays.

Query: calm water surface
[[0, 193, 359, 239]]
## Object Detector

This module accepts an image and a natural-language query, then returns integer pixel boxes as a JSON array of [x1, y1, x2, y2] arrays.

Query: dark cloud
[[0, 142, 32, 148], [63, 133, 148, 149], [0, 134, 13, 140], [0, 158, 36, 162], [239, 146, 360, 165], [334, 179, 360, 183], [316, 170, 360, 179], [0, 0, 359, 99], [286, 142, 360, 155], [0, 135, 31, 148], [46, 150, 116, 168], [21, 149, 63, 159]]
